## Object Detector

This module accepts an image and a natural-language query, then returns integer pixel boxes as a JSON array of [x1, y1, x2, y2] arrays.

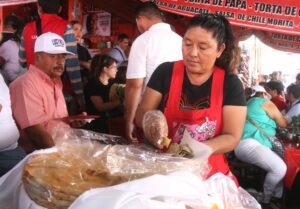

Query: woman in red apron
[[135, 14, 246, 180]]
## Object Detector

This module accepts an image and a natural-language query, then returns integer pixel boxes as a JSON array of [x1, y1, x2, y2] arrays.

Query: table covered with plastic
[[0, 128, 261, 209]]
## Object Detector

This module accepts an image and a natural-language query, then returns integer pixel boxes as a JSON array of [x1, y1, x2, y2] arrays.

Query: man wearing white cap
[[10, 32, 80, 153]]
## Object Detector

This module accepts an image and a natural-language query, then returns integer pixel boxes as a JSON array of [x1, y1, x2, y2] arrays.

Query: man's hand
[[126, 121, 139, 143], [125, 78, 144, 143], [67, 112, 88, 128], [25, 124, 55, 149], [0, 104, 2, 112]]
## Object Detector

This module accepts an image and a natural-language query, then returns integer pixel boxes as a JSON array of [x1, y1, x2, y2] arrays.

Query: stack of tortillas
[[22, 142, 202, 209], [22, 151, 124, 209]]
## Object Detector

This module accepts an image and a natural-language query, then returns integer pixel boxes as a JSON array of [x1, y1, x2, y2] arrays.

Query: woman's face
[[90, 14, 98, 33], [182, 26, 225, 74], [72, 23, 83, 42], [104, 62, 118, 79]]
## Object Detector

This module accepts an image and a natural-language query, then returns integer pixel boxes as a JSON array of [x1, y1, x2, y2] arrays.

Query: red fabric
[[284, 147, 300, 189], [23, 14, 68, 67], [271, 95, 288, 112], [164, 61, 230, 179]]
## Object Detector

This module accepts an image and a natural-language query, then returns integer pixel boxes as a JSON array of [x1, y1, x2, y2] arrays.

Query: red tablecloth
[[284, 146, 300, 189]]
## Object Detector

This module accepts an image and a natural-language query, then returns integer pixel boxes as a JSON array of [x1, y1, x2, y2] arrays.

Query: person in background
[[286, 84, 300, 124], [270, 71, 285, 89], [266, 81, 287, 113], [235, 85, 287, 208], [115, 64, 127, 84], [125, 1, 182, 141], [11, 32, 85, 153], [0, 31, 26, 177], [19, 0, 85, 114], [82, 37, 94, 57], [135, 14, 246, 181], [109, 33, 129, 67], [270, 71, 280, 82], [0, 15, 24, 84], [70, 20, 92, 86], [84, 54, 123, 133], [252, 75, 260, 86], [0, 73, 26, 176], [84, 13, 98, 36]]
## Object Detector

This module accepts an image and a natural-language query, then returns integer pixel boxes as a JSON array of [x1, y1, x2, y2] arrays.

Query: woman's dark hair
[[86, 13, 97, 34], [83, 38, 92, 48], [0, 15, 21, 45], [117, 33, 129, 42], [185, 14, 240, 73], [90, 54, 117, 79], [244, 87, 253, 101], [267, 81, 284, 94], [4, 15, 20, 30], [287, 84, 300, 99], [38, 0, 61, 14], [70, 20, 81, 27]]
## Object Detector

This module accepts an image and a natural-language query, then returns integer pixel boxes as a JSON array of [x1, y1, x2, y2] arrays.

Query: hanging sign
[[145, 0, 300, 35], [234, 27, 300, 53], [83, 11, 111, 37], [0, 0, 37, 6]]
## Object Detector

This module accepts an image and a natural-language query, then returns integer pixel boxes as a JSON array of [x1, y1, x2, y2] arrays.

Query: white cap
[[34, 32, 74, 55], [251, 85, 267, 93]]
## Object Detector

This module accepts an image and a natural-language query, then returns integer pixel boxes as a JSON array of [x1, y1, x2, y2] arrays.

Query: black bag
[[247, 116, 285, 159], [267, 136, 285, 159]]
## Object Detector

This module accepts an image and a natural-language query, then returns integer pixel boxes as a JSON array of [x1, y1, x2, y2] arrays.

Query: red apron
[[164, 60, 230, 179]]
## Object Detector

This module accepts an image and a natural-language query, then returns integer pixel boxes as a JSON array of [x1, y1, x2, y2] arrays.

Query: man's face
[[119, 38, 129, 51], [35, 52, 66, 79], [72, 23, 83, 42]]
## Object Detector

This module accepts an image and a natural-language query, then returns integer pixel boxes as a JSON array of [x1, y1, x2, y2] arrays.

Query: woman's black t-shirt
[[147, 62, 246, 111], [84, 78, 123, 118]]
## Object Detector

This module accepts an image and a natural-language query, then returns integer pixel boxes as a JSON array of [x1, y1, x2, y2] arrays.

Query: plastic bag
[[205, 173, 261, 209], [142, 110, 169, 149], [23, 127, 211, 209]]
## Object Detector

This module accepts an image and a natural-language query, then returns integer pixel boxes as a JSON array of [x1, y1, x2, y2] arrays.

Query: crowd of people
[[0, 1, 300, 209]]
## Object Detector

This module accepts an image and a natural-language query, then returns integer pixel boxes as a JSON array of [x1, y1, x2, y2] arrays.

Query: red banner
[[234, 27, 300, 53], [0, 0, 36, 6], [146, 0, 300, 35]]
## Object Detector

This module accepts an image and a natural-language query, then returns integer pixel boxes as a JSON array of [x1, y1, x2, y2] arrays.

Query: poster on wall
[[83, 11, 111, 37], [145, 0, 300, 35], [0, 0, 36, 6]]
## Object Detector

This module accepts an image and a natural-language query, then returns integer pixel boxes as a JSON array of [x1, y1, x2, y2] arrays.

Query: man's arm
[[25, 124, 55, 149], [125, 78, 144, 140], [64, 25, 85, 110]]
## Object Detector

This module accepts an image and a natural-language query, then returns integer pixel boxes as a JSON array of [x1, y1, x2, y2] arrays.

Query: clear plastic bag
[[23, 127, 210, 209], [205, 173, 262, 209], [142, 110, 169, 148]]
